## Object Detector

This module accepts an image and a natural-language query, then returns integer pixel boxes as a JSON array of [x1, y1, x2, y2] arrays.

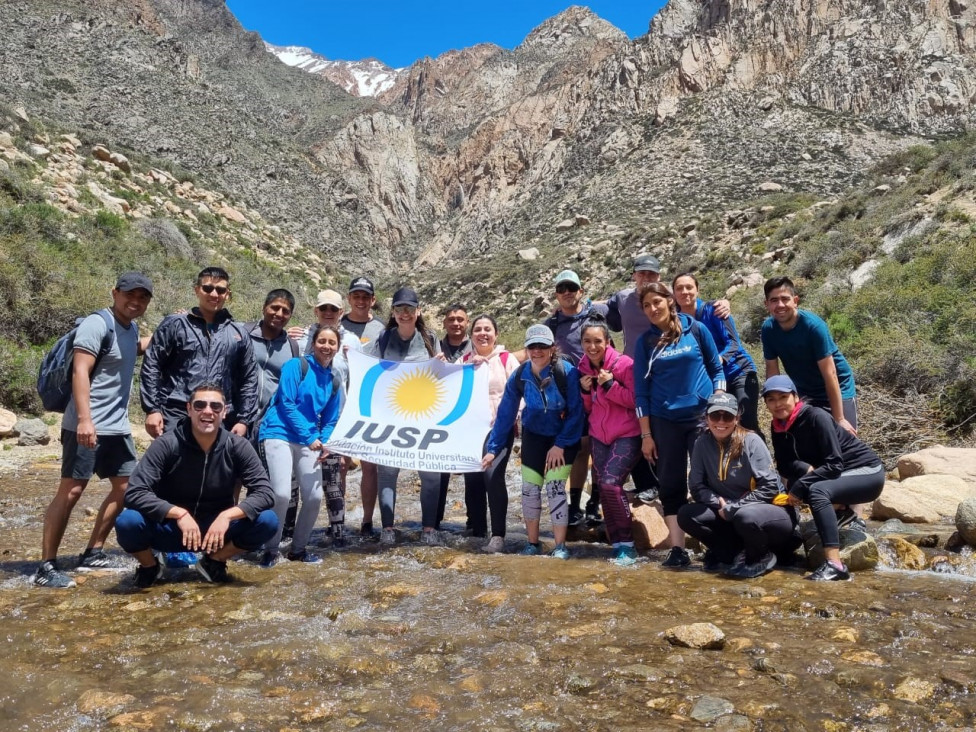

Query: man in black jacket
[[116, 384, 277, 587]]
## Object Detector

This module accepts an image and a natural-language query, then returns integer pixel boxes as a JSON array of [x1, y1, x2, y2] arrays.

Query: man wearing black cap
[[33, 273, 154, 588], [341, 276, 385, 348]]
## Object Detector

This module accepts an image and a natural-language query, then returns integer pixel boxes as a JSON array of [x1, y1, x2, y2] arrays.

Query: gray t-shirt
[[606, 287, 650, 358], [340, 315, 385, 349], [63, 309, 139, 435]]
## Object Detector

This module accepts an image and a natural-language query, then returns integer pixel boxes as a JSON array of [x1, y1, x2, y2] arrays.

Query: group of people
[[31, 256, 883, 590]]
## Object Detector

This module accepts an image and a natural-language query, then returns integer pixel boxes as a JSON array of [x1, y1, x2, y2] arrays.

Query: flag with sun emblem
[[325, 349, 491, 472]]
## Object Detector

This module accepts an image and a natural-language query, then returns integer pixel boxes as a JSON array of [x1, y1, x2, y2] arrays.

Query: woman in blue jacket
[[672, 273, 762, 439], [483, 324, 583, 559], [634, 282, 725, 569], [259, 324, 342, 566]]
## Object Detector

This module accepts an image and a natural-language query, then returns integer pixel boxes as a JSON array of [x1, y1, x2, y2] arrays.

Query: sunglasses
[[555, 284, 580, 294], [707, 411, 736, 423], [191, 400, 225, 413], [199, 284, 229, 295], [526, 343, 551, 351], [317, 305, 341, 313], [393, 305, 417, 315]]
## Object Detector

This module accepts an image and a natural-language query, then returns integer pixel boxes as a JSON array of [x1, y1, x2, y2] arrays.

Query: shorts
[[60, 429, 138, 480]]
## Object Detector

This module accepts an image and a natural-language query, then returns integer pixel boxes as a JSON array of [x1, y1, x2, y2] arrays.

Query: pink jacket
[[463, 345, 519, 424], [579, 344, 641, 444]]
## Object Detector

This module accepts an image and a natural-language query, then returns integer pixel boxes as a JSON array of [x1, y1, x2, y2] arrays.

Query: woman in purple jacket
[[579, 317, 642, 566]]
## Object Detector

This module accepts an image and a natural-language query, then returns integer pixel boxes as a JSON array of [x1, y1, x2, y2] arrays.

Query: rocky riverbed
[[1, 451, 974, 731]]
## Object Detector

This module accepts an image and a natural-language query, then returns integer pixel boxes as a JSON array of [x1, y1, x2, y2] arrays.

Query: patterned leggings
[[519, 429, 580, 528], [591, 435, 641, 545]]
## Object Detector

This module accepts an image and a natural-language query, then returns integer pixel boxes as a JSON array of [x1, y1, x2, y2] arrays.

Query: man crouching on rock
[[115, 383, 277, 588]]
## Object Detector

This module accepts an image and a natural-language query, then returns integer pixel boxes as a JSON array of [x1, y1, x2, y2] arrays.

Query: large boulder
[[800, 521, 878, 571], [955, 497, 976, 546], [14, 418, 50, 446], [873, 475, 974, 523], [0, 407, 17, 437], [897, 447, 976, 489], [631, 501, 670, 550]]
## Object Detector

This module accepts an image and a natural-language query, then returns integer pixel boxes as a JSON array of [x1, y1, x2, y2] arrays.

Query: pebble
[[893, 677, 936, 703], [690, 696, 734, 723]]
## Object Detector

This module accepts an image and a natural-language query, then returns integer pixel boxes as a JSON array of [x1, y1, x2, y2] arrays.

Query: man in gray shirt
[[32, 273, 153, 588]]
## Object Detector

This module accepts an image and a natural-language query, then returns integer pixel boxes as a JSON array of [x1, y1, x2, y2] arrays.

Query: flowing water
[[1, 459, 974, 731]]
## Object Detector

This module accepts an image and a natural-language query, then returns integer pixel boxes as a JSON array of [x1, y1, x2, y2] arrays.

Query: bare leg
[[360, 460, 378, 526], [526, 519, 540, 544], [84, 476, 128, 551], [41, 478, 89, 560]]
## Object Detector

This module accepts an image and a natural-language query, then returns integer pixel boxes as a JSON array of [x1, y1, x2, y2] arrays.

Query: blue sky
[[226, 1, 668, 68]]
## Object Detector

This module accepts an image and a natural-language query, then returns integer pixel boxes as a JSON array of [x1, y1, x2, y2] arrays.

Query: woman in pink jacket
[[578, 316, 642, 566], [462, 314, 520, 553]]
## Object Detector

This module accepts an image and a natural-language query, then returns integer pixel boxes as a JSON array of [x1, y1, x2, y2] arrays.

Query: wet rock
[[0, 407, 17, 437], [565, 672, 598, 694], [714, 714, 753, 731], [940, 668, 975, 692], [631, 502, 669, 549], [613, 664, 661, 681], [830, 627, 859, 643], [475, 590, 508, 606], [407, 693, 440, 715], [954, 496, 976, 545], [665, 622, 725, 650], [725, 637, 753, 652], [691, 696, 734, 722], [800, 520, 878, 570], [874, 475, 973, 522], [752, 657, 776, 673], [14, 418, 50, 446], [77, 690, 136, 716], [109, 708, 171, 728], [892, 677, 936, 703], [897, 446, 976, 489], [882, 537, 926, 570]]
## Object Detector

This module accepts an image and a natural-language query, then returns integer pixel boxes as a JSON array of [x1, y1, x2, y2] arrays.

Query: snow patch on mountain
[[265, 42, 402, 97]]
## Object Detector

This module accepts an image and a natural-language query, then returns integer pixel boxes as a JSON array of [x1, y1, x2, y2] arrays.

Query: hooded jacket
[[140, 308, 258, 427], [634, 312, 725, 422], [124, 419, 273, 523], [462, 345, 519, 423], [578, 344, 640, 444], [259, 354, 341, 447], [770, 402, 881, 500], [693, 298, 756, 382]]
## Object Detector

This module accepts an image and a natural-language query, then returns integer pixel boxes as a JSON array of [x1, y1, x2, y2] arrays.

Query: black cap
[[391, 287, 420, 307], [348, 276, 374, 295], [115, 272, 153, 295], [633, 253, 661, 273]]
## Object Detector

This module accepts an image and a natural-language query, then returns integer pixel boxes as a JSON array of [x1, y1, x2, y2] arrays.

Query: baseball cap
[[391, 287, 420, 307], [554, 270, 581, 288], [524, 324, 555, 347], [633, 253, 661, 273], [315, 289, 343, 309], [348, 276, 374, 295], [762, 375, 798, 395], [115, 272, 153, 295], [707, 392, 739, 415]]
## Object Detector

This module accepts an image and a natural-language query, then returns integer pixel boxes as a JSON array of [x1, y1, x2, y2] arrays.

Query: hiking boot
[[482, 536, 505, 554], [836, 508, 867, 531], [661, 547, 691, 569], [78, 548, 125, 571], [727, 551, 777, 579], [568, 507, 585, 526], [286, 550, 322, 564], [195, 555, 230, 583], [32, 560, 76, 589], [701, 550, 730, 574], [420, 530, 444, 547], [519, 542, 542, 556], [379, 527, 397, 545], [259, 551, 280, 569], [162, 551, 198, 568], [549, 543, 570, 560], [611, 545, 638, 567], [331, 523, 348, 549], [636, 488, 660, 505], [806, 561, 851, 582], [133, 561, 162, 589]]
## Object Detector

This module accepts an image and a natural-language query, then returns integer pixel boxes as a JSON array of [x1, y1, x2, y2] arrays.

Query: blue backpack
[[36, 310, 116, 412]]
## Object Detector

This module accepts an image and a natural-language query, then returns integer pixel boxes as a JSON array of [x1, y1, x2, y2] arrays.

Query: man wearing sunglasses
[[140, 266, 258, 439], [116, 384, 278, 587], [544, 270, 609, 527]]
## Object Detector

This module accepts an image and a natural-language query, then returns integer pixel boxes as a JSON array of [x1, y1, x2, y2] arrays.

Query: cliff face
[[3, 0, 976, 269]]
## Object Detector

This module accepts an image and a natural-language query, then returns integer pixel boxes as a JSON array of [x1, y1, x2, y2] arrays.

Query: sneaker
[[259, 551, 280, 569], [361, 522, 379, 542], [421, 530, 444, 547], [549, 543, 570, 560], [331, 524, 348, 549], [78, 548, 125, 571], [636, 488, 660, 505], [519, 542, 542, 556], [379, 527, 397, 545], [611, 545, 639, 567], [806, 560, 851, 582], [584, 508, 603, 525], [727, 551, 777, 579], [661, 546, 691, 569], [133, 561, 162, 589], [482, 536, 505, 554], [162, 551, 198, 568], [569, 507, 585, 526], [836, 508, 867, 531], [195, 554, 230, 583], [701, 550, 730, 574], [286, 550, 323, 564], [32, 560, 76, 589]]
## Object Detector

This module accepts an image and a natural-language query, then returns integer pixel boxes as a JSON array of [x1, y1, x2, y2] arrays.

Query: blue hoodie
[[693, 297, 756, 382], [634, 313, 726, 422], [259, 354, 340, 446]]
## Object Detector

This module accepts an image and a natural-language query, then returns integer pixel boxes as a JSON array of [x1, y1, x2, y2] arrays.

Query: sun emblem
[[387, 367, 446, 420]]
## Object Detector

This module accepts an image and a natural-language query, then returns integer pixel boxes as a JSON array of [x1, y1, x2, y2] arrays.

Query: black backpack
[[510, 358, 570, 402]]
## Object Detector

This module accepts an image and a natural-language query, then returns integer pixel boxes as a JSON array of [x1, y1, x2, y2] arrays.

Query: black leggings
[[728, 369, 762, 441], [678, 502, 798, 563], [807, 466, 884, 548], [464, 430, 515, 537]]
